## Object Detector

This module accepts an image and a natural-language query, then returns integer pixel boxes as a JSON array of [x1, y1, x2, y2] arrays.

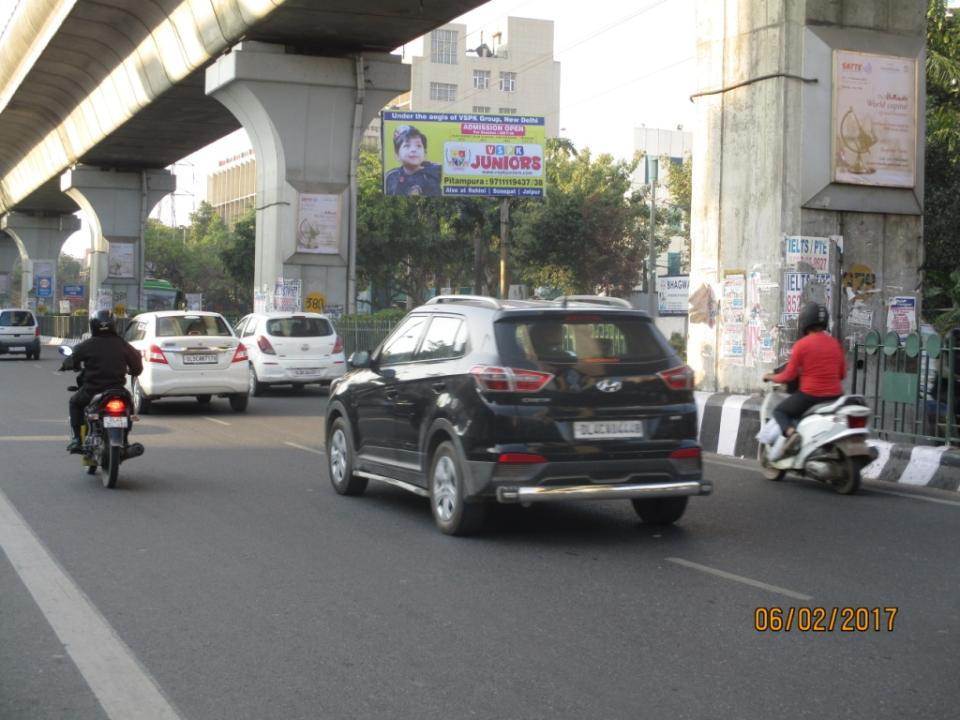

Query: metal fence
[[335, 318, 399, 357], [38, 315, 133, 340], [851, 329, 959, 446]]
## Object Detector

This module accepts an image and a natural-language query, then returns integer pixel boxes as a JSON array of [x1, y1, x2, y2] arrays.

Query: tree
[[219, 208, 255, 308]]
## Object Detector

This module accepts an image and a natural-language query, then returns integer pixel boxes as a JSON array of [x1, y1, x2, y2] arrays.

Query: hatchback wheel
[[229, 394, 249, 412], [132, 379, 151, 415], [429, 441, 485, 536], [248, 365, 265, 397], [327, 418, 367, 496], [631, 496, 688, 525]]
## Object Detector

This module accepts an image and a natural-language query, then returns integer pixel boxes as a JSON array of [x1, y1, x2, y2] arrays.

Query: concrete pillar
[[0, 230, 23, 305], [689, 0, 926, 393], [206, 43, 409, 313], [1, 212, 81, 308], [61, 166, 175, 313]]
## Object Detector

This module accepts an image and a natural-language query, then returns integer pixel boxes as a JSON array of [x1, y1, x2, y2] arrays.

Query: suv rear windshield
[[0, 311, 35, 327], [266, 317, 332, 338], [495, 315, 674, 364], [157, 315, 232, 337]]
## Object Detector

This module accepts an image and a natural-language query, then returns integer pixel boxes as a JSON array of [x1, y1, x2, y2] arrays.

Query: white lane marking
[[900, 446, 948, 486], [667, 557, 814, 601], [0, 488, 184, 720], [0, 435, 65, 442], [284, 441, 325, 456], [717, 395, 750, 456], [705, 455, 758, 473], [203, 416, 231, 427], [862, 439, 893, 480]]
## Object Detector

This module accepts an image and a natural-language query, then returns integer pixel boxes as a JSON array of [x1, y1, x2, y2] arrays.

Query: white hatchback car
[[235, 312, 346, 395], [123, 311, 250, 413]]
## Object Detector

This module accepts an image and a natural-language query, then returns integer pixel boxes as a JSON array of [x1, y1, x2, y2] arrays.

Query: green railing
[[851, 329, 958, 445]]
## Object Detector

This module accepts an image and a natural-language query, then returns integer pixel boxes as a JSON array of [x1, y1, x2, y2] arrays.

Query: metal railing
[[851, 329, 958, 445], [335, 318, 398, 357], [38, 315, 133, 340]]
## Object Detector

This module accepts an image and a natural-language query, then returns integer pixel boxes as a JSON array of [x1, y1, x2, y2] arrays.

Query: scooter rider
[[61, 310, 143, 453], [762, 302, 846, 461]]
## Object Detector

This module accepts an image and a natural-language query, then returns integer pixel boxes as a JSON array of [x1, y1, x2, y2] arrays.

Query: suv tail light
[[232, 343, 248, 363], [669, 447, 701, 460], [332, 335, 344, 354], [658, 365, 694, 391], [146, 345, 168, 364], [498, 452, 547, 464], [35, 326, 40, 337], [669, 445, 702, 472], [103, 398, 127, 415], [257, 335, 276, 355], [470, 366, 553, 393]]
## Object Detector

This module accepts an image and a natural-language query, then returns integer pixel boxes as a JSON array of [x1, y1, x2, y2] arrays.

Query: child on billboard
[[384, 125, 442, 196]]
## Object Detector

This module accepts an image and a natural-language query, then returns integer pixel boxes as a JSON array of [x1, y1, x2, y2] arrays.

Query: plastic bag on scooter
[[756, 418, 782, 445]]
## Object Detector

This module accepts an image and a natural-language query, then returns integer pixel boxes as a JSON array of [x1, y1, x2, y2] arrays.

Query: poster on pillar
[[381, 111, 546, 198], [33, 260, 54, 299], [107, 242, 135, 278], [297, 194, 341, 254], [833, 50, 918, 188], [720, 274, 746, 362]]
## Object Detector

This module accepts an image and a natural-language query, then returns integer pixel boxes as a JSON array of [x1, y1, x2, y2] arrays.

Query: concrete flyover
[[0, 0, 486, 309]]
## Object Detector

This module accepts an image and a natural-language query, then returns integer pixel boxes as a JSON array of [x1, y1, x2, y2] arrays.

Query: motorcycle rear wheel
[[100, 444, 121, 489]]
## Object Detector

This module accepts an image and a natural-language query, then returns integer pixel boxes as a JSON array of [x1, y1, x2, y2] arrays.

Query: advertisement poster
[[887, 296, 917, 339], [721, 274, 746, 360], [784, 236, 830, 272], [63, 284, 84, 299], [833, 50, 918, 188], [297, 194, 340, 254], [657, 276, 689, 316], [381, 111, 546, 197], [33, 260, 54, 298], [108, 242, 135, 278], [273, 278, 302, 312], [95, 288, 114, 313], [783, 272, 833, 318]]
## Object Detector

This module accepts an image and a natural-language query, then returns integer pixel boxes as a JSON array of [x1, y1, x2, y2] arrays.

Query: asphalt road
[[1, 353, 958, 720]]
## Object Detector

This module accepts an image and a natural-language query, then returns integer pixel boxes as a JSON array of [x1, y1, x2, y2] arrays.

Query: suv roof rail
[[554, 295, 633, 309], [425, 295, 502, 309]]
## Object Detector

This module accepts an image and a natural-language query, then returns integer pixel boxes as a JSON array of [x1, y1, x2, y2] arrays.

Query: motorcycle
[[758, 380, 878, 494], [59, 345, 144, 488]]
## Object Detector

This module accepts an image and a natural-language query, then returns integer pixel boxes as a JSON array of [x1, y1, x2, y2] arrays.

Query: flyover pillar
[[206, 42, 409, 314], [689, 0, 926, 393], [1, 212, 81, 309], [61, 167, 175, 314], [0, 231, 23, 305]]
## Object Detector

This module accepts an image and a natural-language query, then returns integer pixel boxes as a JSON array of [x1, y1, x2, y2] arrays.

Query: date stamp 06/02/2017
[[754, 607, 899, 633]]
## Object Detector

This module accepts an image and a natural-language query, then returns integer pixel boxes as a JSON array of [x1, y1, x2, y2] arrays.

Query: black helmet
[[90, 309, 116, 336], [798, 302, 829, 336]]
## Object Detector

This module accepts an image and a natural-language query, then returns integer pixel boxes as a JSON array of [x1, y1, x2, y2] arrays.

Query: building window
[[473, 70, 490, 89], [473, 105, 491, 114], [429, 82, 457, 103], [499, 107, 517, 115], [499, 71, 517, 92], [431, 29, 458, 64]]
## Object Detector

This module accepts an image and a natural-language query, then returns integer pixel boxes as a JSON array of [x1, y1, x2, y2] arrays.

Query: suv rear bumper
[[496, 479, 711, 504]]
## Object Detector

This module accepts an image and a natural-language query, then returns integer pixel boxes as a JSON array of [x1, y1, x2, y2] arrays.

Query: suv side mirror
[[348, 351, 371, 369]]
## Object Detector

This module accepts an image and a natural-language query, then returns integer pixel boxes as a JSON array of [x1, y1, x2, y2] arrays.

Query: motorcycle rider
[[762, 302, 846, 461], [61, 310, 143, 453]]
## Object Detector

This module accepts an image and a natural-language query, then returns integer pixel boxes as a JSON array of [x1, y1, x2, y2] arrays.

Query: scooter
[[59, 345, 144, 488], [758, 381, 878, 494]]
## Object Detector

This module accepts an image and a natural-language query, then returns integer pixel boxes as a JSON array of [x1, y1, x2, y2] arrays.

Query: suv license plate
[[183, 353, 218, 365], [574, 420, 644, 440], [102, 416, 128, 428], [8, 346, 25, 351]]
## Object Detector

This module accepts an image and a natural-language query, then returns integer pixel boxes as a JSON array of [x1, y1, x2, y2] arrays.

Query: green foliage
[[665, 155, 692, 221]]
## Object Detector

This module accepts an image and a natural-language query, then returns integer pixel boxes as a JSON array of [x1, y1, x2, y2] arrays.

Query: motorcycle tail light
[[104, 398, 126, 415], [232, 343, 248, 363], [847, 415, 868, 429]]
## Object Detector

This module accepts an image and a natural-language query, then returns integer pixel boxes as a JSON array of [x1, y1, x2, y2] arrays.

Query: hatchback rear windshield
[[266, 317, 333, 338], [156, 315, 232, 337], [0, 311, 35, 327], [495, 316, 674, 364]]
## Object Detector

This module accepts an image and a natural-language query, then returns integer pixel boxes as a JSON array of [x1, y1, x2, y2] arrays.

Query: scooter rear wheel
[[757, 444, 786, 481], [833, 450, 862, 495]]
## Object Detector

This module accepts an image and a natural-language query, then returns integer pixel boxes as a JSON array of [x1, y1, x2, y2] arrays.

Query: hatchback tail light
[[470, 365, 553, 393], [257, 335, 276, 355], [232, 343, 248, 363], [658, 365, 694, 391], [332, 335, 344, 354], [497, 452, 547, 464], [146, 344, 168, 364], [103, 398, 127, 415]]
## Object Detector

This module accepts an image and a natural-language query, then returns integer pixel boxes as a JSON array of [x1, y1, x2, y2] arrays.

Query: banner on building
[[381, 111, 546, 198], [657, 275, 689, 316], [297, 193, 341, 254]]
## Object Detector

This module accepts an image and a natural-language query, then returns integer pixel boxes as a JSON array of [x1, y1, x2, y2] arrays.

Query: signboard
[[833, 50, 918, 188], [185, 293, 203, 311], [297, 194, 341, 254], [34, 260, 54, 299], [887, 296, 917, 339], [657, 275, 689, 316], [108, 242, 135, 278], [381, 111, 546, 197], [59, 300, 72, 314], [63, 284, 84, 299]]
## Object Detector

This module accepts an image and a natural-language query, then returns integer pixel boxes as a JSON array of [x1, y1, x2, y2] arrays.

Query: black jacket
[[62, 334, 143, 393]]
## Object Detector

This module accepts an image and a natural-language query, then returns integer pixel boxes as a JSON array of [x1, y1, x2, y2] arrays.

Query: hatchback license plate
[[574, 420, 644, 440], [102, 416, 128, 428], [183, 353, 218, 365], [294, 368, 320, 376]]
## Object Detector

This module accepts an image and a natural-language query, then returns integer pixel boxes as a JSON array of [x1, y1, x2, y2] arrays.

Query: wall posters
[[657, 275, 689, 316], [297, 194, 341, 254], [833, 50, 918, 188], [107, 242, 135, 278], [382, 111, 546, 197], [721, 273, 746, 361], [273, 278, 302, 312], [887, 296, 917, 339]]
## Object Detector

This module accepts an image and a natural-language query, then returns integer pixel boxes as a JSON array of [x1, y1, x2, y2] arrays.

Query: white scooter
[[758, 382, 878, 494]]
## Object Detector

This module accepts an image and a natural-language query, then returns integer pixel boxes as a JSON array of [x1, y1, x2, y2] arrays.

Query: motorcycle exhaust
[[124, 443, 145, 460]]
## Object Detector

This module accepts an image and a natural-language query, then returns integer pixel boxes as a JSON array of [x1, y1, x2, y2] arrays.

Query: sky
[[65, 0, 699, 254]]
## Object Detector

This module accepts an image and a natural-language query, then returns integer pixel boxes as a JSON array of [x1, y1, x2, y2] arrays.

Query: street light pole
[[647, 156, 658, 318]]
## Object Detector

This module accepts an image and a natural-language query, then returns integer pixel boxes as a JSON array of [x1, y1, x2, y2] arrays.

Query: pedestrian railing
[[335, 318, 398, 358], [851, 329, 959, 446], [39, 315, 134, 340]]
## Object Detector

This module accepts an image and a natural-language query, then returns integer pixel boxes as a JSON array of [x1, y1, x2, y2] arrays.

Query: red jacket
[[771, 331, 846, 397]]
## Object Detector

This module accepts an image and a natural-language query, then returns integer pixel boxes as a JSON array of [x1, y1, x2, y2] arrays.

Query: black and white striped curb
[[41, 335, 81, 347], [695, 391, 960, 493]]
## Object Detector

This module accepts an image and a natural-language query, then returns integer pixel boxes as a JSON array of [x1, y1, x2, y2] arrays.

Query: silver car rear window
[[0, 311, 34, 327]]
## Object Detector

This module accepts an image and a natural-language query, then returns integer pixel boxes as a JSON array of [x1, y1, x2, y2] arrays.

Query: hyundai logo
[[596, 379, 623, 393]]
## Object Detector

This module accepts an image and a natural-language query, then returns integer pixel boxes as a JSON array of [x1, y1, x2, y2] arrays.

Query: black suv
[[324, 296, 710, 535]]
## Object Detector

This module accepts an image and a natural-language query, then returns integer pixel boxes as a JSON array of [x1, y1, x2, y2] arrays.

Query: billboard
[[381, 111, 546, 198]]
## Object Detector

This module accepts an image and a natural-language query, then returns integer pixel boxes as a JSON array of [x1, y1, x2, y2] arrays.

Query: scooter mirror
[[58, 345, 73, 357]]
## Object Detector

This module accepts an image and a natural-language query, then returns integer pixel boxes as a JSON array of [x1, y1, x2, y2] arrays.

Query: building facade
[[206, 149, 256, 227]]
